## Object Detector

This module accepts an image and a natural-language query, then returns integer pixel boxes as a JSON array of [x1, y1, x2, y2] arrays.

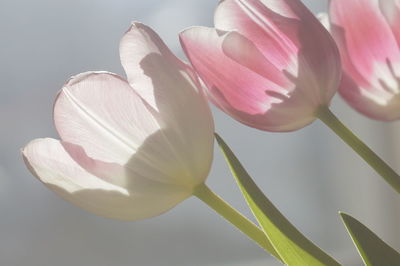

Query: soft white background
[[1, 0, 399, 265]]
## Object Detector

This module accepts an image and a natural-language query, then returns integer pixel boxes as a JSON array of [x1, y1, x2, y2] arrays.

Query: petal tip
[[126, 21, 145, 33], [21, 138, 53, 181], [179, 26, 214, 39], [64, 71, 119, 87], [123, 21, 156, 40], [179, 26, 197, 41]]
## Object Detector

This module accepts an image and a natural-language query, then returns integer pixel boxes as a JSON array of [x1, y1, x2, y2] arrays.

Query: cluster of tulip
[[22, 0, 400, 264]]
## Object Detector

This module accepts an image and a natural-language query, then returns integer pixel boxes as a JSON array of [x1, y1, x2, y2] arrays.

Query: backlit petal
[[329, 0, 400, 120], [181, 0, 340, 131], [54, 71, 159, 165], [214, 0, 341, 101], [120, 22, 214, 184], [181, 27, 318, 131], [379, 0, 400, 46], [329, 0, 400, 87], [215, 0, 298, 69], [22, 138, 191, 221]]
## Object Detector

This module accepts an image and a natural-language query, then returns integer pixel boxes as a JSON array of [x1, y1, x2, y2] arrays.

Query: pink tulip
[[328, 0, 400, 120], [180, 0, 341, 132], [22, 23, 214, 221]]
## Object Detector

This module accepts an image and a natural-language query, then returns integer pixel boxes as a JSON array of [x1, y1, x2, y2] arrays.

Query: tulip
[[328, 0, 400, 120], [180, 0, 342, 132], [22, 23, 279, 258], [22, 23, 215, 221], [180, 0, 400, 194]]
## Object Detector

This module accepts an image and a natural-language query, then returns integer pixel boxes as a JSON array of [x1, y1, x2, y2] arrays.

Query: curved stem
[[193, 183, 282, 261], [317, 106, 400, 194]]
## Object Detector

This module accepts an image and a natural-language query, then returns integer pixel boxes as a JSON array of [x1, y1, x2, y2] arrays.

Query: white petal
[[54, 71, 160, 165], [22, 138, 192, 221], [120, 22, 215, 185]]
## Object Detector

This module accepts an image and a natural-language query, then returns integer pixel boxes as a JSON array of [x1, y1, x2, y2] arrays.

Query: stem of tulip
[[193, 183, 281, 260], [317, 106, 400, 194]]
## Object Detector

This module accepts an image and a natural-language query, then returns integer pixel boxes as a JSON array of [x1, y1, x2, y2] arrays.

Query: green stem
[[317, 106, 400, 194], [193, 183, 282, 261]]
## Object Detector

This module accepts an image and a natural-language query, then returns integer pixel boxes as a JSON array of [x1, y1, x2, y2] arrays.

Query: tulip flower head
[[328, 0, 400, 120], [22, 23, 214, 221], [180, 0, 341, 132]]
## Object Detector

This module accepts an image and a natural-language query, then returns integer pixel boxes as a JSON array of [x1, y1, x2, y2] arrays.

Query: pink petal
[[180, 27, 317, 131], [329, 0, 400, 88], [221, 31, 289, 88], [339, 74, 400, 121], [181, 27, 288, 114], [181, 0, 341, 131], [120, 22, 214, 182], [379, 0, 400, 46], [22, 138, 191, 221], [214, 0, 341, 96], [54, 71, 160, 165], [214, 0, 299, 69]]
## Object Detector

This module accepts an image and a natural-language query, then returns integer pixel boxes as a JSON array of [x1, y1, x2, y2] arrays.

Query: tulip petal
[[339, 74, 400, 121], [215, 0, 298, 69], [379, 0, 400, 46], [221, 31, 289, 88], [22, 138, 191, 221], [120, 22, 214, 184], [329, 0, 400, 88], [214, 0, 341, 99], [180, 26, 318, 132], [54, 71, 160, 165], [181, 27, 288, 113], [181, 0, 341, 131]]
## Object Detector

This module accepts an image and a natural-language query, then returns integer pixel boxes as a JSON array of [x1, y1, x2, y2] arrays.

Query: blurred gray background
[[1, 0, 399, 265]]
